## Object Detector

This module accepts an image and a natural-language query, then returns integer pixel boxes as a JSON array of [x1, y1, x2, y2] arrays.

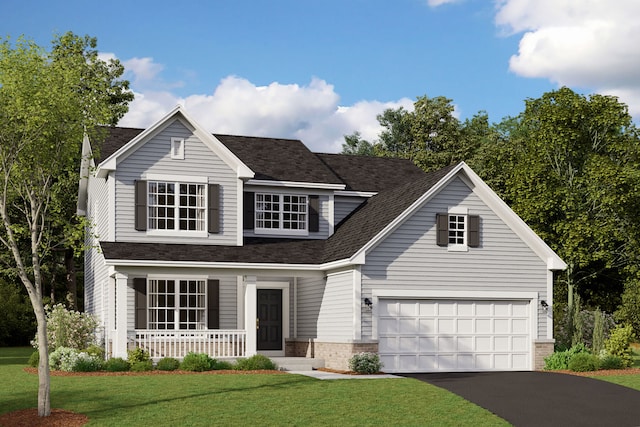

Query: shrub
[[605, 324, 635, 367], [73, 353, 102, 372], [33, 304, 98, 351], [568, 353, 599, 372], [181, 352, 214, 372], [211, 359, 234, 370], [156, 357, 180, 371], [103, 357, 130, 372], [554, 304, 615, 350], [348, 352, 383, 374], [49, 347, 81, 371], [592, 308, 605, 355], [83, 344, 105, 360], [130, 360, 154, 372], [599, 354, 624, 370], [234, 354, 277, 371], [127, 347, 150, 364], [28, 351, 39, 368], [544, 343, 589, 370]]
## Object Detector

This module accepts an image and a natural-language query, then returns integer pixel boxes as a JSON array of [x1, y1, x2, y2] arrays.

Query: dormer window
[[171, 138, 185, 160], [255, 193, 308, 234]]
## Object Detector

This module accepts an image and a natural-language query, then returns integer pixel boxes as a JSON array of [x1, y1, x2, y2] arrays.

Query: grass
[[591, 343, 640, 391], [0, 347, 508, 426]]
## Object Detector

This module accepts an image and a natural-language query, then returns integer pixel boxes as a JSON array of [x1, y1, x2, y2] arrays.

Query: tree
[[341, 131, 375, 156], [0, 33, 132, 417]]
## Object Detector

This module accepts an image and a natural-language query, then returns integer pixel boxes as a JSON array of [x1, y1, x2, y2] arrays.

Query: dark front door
[[257, 289, 282, 351]]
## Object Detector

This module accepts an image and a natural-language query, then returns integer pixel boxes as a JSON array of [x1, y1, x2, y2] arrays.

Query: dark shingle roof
[[315, 153, 426, 192], [95, 127, 144, 163], [215, 134, 343, 184]]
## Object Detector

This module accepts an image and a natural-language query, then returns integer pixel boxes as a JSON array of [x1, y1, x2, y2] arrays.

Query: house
[[78, 105, 566, 373]]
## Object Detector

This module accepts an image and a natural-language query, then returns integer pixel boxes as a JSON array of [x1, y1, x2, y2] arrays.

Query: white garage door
[[378, 299, 531, 372]]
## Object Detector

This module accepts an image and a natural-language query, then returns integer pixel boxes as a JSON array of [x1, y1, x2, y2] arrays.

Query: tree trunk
[[28, 292, 51, 417]]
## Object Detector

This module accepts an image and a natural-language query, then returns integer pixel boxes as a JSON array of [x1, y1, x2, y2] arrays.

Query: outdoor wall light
[[364, 298, 373, 308], [540, 300, 549, 310]]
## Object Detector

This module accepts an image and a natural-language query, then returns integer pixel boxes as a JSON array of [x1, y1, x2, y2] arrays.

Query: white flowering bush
[[49, 346, 102, 372], [32, 303, 98, 351], [348, 352, 383, 374]]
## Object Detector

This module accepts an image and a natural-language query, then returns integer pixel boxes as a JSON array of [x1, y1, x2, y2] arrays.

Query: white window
[[255, 193, 307, 233], [448, 214, 466, 245], [148, 279, 206, 330], [171, 138, 185, 159], [148, 181, 205, 231]]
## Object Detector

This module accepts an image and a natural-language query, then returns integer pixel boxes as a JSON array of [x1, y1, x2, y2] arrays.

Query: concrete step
[[271, 357, 325, 371]]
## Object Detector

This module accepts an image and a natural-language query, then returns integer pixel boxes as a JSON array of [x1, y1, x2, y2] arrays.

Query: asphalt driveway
[[403, 371, 640, 427]]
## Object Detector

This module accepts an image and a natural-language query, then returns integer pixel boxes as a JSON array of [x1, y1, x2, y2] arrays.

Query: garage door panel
[[379, 299, 531, 373]]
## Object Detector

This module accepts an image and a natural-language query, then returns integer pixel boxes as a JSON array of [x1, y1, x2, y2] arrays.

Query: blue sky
[[3, 0, 639, 152]]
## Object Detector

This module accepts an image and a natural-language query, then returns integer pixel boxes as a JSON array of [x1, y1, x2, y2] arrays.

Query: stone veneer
[[534, 339, 555, 370], [286, 339, 379, 371]]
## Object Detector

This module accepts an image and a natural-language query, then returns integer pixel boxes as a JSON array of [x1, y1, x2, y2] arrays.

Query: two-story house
[[78, 106, 565, 372]]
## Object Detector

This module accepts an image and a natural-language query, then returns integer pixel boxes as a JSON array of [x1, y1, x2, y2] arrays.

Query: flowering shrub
[[32, 304, 98, 351], [348, 352, 383, 374]]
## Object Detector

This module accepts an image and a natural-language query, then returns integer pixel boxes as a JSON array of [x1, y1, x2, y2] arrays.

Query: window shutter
[[134, 180, 147, 231], [243, 192, 255, 230], [468, 215, 480, 247], [207, 280, 220, 329], [134, 278, 147, 329], [208, 184, 220, 233], [436, 213, 449, 246], [309, 195, 320, 232]]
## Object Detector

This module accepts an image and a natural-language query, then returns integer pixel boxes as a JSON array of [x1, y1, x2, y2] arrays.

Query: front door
[[257, 289, 283, 351]]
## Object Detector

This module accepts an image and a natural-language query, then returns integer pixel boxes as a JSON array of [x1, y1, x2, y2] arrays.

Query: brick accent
[[286, 339, 378, 371], [533, 340, 555, 370]]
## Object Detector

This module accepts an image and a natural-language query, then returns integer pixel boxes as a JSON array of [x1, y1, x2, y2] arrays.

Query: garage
[[378, 299, 532, 372]]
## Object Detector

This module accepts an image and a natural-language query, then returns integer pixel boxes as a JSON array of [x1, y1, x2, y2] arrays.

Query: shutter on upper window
[[208, 184, 220, 233], [468, 215, 480, 247], [134, 180, 147, 231], [243, 192, 255, 230], [133, 278, 147, 329], [436, 213, 449, 246], [309, 195, 320, 232], [207, 279, 220, 329]]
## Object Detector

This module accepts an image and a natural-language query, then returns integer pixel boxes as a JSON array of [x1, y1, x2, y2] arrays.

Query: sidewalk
[[289, 370, 402, 380]]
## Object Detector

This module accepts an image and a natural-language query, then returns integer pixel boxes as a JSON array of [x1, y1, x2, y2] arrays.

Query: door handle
[[256, 318, 260, 330]]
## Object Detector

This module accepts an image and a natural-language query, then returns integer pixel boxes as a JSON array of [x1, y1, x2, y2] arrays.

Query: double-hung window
[[147, 279, 206, 330], [147, 180, 206, 232], [255, 193, 308, 233], [436, 208, 480, 251]]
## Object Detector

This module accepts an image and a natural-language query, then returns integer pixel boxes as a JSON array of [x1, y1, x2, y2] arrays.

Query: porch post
[[244, 275, 257, 356], [112, 272, 129, 359]]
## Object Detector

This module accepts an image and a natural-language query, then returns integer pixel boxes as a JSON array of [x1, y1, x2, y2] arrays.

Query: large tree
[[0, 33, 132, 417]]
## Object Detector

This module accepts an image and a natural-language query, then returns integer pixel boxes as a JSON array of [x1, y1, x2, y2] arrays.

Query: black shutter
[[243, 192, 255, 230], [468, 215, 480, 247], [436, 213, 449, 246], [208, 184, 220, 233], [207, 280, 220, 329], [309, 195, 320, 232], [134, 278, 147, 329], [134, 180, 147, 231]]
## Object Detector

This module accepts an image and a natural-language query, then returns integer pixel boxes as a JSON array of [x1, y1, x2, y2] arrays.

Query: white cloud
[[427, 0, 462, 6], [118, 66, 411, 153], [495, 0, 640, 119]]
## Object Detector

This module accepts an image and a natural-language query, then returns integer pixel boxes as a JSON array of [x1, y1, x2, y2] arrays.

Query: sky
[[2, 0, 640, 153]]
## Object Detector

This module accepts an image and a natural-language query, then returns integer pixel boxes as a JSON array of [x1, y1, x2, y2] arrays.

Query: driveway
[[403, 371, 640, 427]]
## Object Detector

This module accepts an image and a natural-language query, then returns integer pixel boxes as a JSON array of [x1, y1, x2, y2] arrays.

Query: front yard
[[0, 347, 507, 426]]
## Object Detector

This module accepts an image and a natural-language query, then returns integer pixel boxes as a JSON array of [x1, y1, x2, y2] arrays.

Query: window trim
[[254, 192, 309, 236]]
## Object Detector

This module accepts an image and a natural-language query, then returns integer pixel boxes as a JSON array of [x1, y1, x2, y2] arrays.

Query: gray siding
[[114, 120, 238, 244], [334, 195, 365, 225], [362, 177, 549, 339], [295, 276, 325, 338], [316, 270, 354, 340]]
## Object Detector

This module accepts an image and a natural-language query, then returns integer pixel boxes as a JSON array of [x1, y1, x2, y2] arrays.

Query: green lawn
[[0, 348, 508, 426], [595, 343, 640, 390]]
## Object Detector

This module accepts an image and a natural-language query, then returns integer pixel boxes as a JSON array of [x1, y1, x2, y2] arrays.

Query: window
[[255, 193, 308, 232], [148, 181, 205, 231], [148, 279, 206, 330], [436, 211, 480, 250], [171, 138, 185, 159]]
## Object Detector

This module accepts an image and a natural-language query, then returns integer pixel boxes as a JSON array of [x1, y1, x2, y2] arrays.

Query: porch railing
[[132, 329, 247, 359]]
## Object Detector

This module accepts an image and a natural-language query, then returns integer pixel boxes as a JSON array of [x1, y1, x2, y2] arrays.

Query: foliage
[[572, 294, 584, 347], [0, 280, 35, 346], [28, 351, 39, 368], [211, 359, 235, 370], [83, 344, 105, 360], [568, 353, 600, 372], [341, 131, 375, 155], [103, 357, 130, 372], [348, 352, 383, 374], [180, 352, 214, 372], [130, 360, 154, 372], [33, 304, 98, 351], [592, 308, 606, 355], [127, 347, 150, 364], [49, 347, 100, 372], [604, 324, 635, 367], [599, 354, 624, 370], [554, 304, 615, 350], [234, 354, 277, 371], [156, 357, 180, 371], [616, 276, 640, 337], [544, 344, 590, 370], [73, 354, 102, 372]]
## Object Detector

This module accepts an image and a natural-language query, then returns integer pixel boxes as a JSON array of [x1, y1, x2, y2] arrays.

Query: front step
[[271, 357, 324, 371]]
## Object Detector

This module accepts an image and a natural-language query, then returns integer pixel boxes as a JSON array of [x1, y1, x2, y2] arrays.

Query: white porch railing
[[132, 330, 247, 359]]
